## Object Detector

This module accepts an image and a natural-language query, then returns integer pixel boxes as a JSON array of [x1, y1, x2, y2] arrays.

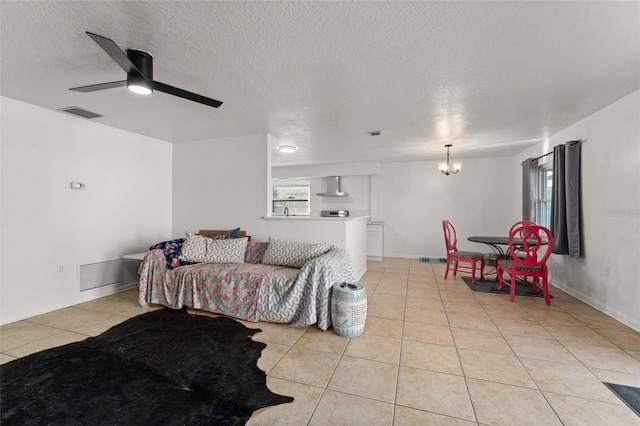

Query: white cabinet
[[367, 222, 384, 260]]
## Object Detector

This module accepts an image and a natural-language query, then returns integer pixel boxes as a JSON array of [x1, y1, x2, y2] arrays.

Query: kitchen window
[[272, 186, 310, 216]]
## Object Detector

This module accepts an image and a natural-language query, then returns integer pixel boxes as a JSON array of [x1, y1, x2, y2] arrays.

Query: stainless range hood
[[317, 176, 349, 197]]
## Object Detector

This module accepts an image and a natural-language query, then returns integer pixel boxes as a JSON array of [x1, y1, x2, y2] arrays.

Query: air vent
[[368, 130, 381, 136], [58, 106, 103, 119], [79, 259, 124, 291]]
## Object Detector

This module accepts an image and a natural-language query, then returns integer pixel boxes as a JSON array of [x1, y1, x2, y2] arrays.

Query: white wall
[[174, 141, 368, 276], [273, 175, 371, 217], [1, 97, 173, 325], [379, 157, 515, 258], [273, 162, 379, 179], [514, 90, 640, 331], [172, 134, 271, 239]]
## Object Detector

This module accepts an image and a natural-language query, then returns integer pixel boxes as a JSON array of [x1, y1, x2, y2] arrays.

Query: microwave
[[320, 210, 349, 218]]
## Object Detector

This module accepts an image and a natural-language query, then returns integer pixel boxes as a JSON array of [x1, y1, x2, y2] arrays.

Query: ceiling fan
[[70, 32, 222, 108]]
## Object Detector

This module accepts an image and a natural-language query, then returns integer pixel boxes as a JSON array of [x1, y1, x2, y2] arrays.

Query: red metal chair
[[496, 224, 553, 305], [442, 220, 485, 284]]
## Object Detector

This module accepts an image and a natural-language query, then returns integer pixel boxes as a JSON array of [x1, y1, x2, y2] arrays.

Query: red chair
[[496, 224, 553, 305], [509, 220, 537, 237], [505, 220, 537, 262], [442, 220, 485, 284]]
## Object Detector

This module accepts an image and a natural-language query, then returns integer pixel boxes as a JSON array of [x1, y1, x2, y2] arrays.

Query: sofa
[[138, 230, 356, 329]]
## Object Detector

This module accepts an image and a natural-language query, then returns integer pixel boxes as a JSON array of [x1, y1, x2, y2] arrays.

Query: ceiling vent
[[58, 106, 103, 119], [368, 130, 381, 136]]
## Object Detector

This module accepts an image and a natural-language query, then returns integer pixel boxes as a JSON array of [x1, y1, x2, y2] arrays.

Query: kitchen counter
[[264, 215, 371, 221], [262, 215, 369, 279]]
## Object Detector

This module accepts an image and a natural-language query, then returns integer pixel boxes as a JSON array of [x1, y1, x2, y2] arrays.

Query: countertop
[[264, 215, 371, 221]]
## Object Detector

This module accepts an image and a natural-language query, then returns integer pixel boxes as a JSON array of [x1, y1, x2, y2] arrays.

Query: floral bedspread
[[138, 247, 356, 329]]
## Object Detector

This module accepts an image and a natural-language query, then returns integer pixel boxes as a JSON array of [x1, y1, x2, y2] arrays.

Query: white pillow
[[178, 231, 209, 263], [204, 237, 248, 263], [262, 238, 331, 268]]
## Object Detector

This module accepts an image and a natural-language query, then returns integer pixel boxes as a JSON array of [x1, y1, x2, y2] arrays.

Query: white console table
[[122, 252, 148, 261]]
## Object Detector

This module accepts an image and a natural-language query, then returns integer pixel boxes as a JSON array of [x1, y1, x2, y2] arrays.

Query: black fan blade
[[86, 32, 142, 75], [154, 81, 223, 108], [69, 80, 127, 92]]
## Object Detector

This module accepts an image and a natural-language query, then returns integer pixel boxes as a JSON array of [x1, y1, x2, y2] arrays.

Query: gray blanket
[[138, 247, 356, 330]]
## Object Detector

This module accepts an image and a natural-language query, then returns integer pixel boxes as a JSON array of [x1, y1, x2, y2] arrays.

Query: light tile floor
[[2, 258, 640, 425]]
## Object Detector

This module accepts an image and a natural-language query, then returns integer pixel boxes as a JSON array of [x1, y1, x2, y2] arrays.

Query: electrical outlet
[[57, 265, 64, 273], [604, 265, 610, 277]]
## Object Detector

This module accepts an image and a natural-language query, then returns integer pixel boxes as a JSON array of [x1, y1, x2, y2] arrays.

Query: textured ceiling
[[1, 1, 638, 167]]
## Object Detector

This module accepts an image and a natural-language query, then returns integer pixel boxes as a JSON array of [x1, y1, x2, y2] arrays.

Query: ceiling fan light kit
[[70, 32, 222, 108], [127, 81, 152, 95], [126, 50, 153, 95]]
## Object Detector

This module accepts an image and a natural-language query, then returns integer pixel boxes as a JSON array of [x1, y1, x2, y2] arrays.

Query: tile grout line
[[487, 294, 604, 422], [436, 267, 481, 424], [391, 264, 408, 425]]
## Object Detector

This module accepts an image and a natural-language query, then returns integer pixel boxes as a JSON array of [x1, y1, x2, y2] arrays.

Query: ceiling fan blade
[[69, 80, 127, 93], [153, 81, 223, 108], [86, 32, 142, 75]]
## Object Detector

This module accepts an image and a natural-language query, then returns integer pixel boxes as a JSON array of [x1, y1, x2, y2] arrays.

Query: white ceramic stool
[[331, 282, 367, 337]]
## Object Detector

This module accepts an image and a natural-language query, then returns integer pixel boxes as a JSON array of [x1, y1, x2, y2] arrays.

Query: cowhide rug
[[0, 308, 293, 425]]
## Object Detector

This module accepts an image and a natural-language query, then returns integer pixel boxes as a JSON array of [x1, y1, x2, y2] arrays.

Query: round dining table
[[467, 236, 511, 258], [468, 235, 548, 259]]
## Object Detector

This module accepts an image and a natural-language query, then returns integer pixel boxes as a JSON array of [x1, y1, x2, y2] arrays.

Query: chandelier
[[438, 144, 462, 175]]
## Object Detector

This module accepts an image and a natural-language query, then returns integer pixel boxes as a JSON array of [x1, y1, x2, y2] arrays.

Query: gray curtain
[[522, 158, 538, 221], [551, 141, 581, 256]]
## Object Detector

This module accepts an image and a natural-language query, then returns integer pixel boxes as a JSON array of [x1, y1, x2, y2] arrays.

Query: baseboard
[[381, 253, 430, 259], [353, 264, 367, 281], [1, 281, 138, 326], [549, 278, 639, 332]]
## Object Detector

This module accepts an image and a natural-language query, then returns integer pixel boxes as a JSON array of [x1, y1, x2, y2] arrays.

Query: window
[[272, 186, 310, 216], [537, 162, 553, 228]]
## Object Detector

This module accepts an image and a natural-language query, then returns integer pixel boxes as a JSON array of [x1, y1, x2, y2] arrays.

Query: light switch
[[70, 182, 85, 190]]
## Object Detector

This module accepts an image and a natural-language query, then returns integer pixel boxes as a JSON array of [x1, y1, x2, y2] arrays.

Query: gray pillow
[[204, 237, 248, 263], [262, 238, 331, 268], [178, 231, 209, 263]]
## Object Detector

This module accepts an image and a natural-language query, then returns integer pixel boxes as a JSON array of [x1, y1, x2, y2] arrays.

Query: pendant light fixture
[[438, 144, 462, 175]]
